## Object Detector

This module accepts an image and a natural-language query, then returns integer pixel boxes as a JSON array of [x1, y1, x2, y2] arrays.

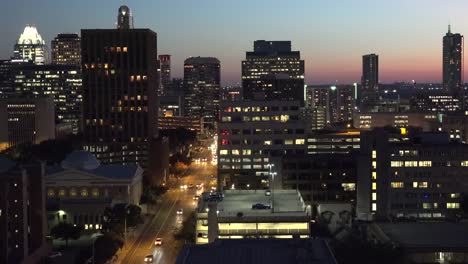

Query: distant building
[[242, 40, 305, 103], [195, 190, 310, 244], [177, 239, 337, 264], [218, 101, 307, 189], [51, 33, 81, 66], [0, 97, 55, 151], [13, 25, 47, 65], [0, 161, 50, 264], [0, 60, 15, 96], [158, 116, 202, 134], [183, 57, 220, 128], [159, 55, 171, 95], [443, 25, 463, 97], [410, 93, 461, 113], [357, 129, 468, 220], [222, 86, 242, 102], [81, 28, 158, 166], [353, 112, 439, 131], [159, 95, 182, 117], [11, 63, 82, 134], [46, 151, 143, 230], [117, 5, 134, 29], [361, 54, 379, 104], [306, 129, 361, 155], [441, 112, 468, 143]]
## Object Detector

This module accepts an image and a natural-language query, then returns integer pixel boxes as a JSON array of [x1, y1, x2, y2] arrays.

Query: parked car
[[252, 203, 271, 210]]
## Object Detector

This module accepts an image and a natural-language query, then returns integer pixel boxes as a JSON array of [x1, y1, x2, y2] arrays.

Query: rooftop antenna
[[448, 24, 451, 34]]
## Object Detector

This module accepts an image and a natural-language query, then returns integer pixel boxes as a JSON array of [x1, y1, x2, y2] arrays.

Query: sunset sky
[[1, 0, 467, 85]]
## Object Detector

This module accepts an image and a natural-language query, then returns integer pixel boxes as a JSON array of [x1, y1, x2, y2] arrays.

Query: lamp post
[[270, 172, 277, 213]]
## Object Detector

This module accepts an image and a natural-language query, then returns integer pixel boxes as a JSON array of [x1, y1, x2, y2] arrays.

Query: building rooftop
[[377, 222, 468, 250], [17, 25, 45, 45], [176, 239, 337, 264], [199, 190, 307, 218]]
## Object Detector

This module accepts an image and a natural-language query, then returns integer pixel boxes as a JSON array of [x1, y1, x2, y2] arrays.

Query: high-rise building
[[159, 55, 171, 95], [51, 33, 81, 66], [0, 97, 55, 151], [0, 162, 49, 264], [13, 25, 47, 65], [242, 40, 305, 103], [183, 57, 220, 128], [81, 28, 158, 165], [361, 54, 379, 104], [11, 64, 82, 134], [117, 5, 134, 29], [443, 25, 463, 96]]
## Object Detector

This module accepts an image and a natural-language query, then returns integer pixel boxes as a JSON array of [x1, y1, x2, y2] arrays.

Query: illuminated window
[[372, 203, 377, 211], [450, 193, 460, 198], [422, 203, 432, 209], [242, 149, 251, 155], [47, 189, 55, 197], [372, 182, 377, 190], [295, 139, 305, 145], [81, 188, 88, 197], [391, 161, 403, 167], [130, 75, 135, 82], [232, 149, 240, 155], [123, 47, 128, 52], [461, 161, 468, 167], [372, 161, 377, 169], [413, 182, 428, 188], [280, 115, 289, 122], [341, 183, 356, 191], [220, 150, 228, 155], [284, 139, 293, 145], [59, 189, 66, 196], [372, 192, 377, 201], [264, 140, 272, 145], [418, 161, 432, 167], [391, 182, 404, 188], [447, 203, 460, 209], [404, 161, 418, 167], [136, 75, 141, 81], [92, 188, 99, 197], [372, 150, 377, 159], [372, 172, 377, 180], [116, 47, 121, 52], [70, 188, 77, 197]]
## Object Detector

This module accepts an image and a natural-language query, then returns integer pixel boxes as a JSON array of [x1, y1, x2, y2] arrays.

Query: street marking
[[148, 192, 180, 249]]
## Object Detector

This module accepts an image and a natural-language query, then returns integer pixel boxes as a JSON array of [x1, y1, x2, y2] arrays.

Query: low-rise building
[[307, 130, 361, 154], [353, 112, 439, 131], [46, 150, 143, 230], [195, 190, 310, 245], [158, 116, 202, 134]]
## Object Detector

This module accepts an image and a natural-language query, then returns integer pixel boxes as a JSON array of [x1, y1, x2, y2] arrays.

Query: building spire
[[448, 24, 451, 34]]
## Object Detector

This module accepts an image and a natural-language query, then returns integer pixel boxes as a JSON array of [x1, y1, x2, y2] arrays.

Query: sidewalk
[[112, 214, 155, 263]]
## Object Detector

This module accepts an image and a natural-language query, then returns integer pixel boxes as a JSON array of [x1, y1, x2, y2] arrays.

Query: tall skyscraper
[[443, 25, 463, 96], [117, 5, 134, 29], [81, 28, 158, 165], [11, 64, 82, 134], [361, 54, 379, 103], [242, 40, 305, 103], [159, 55, 171, 95], [13, 25, 47, 65], [183, 57, 220, 128], [51, 33, 81, 66]]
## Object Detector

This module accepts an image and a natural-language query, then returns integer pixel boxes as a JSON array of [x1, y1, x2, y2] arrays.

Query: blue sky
[[1, 0, 468, 85]]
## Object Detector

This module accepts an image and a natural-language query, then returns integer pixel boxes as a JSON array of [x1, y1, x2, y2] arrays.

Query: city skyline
[[1, 0, 468, 85]]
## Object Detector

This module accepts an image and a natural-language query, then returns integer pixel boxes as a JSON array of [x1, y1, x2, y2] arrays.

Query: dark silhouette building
[[159, 55, 171, 95], [183, 57, 220, 128], [242, 40, 305, 103], [51, 33, 81, 66], [361, 54, 379, 104], [81, 28, 158, 166], [443, 25, 463, 97]]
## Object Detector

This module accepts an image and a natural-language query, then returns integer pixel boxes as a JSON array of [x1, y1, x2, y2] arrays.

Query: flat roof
[[176, 239, 337, 264], [199, 190, 308, 218], [377, 222, 468, 250]]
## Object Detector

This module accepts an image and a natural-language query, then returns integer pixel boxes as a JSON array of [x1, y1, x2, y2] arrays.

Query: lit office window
[[47, 189, 55, 197], [372, 203, 377, 211], [391, 161, 404, 167], [295, 139, 305, 145], [390, 182, 404, 188], [372, 182, 377, 190], [447, 203, 460, 209], [372, 192, 377, 201], [372, 150, 377, 159], [372, 161, 377, 169], [372, 172, 377, 180]]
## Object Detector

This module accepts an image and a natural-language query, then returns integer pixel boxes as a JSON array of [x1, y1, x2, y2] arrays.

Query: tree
[[102, 203, 142, 234], [174, 162, 189, 175], [93, 232, 123, 264], [141, 185, 168, 206], [174, 212, 196, 243], [50, 222, 83, 247]]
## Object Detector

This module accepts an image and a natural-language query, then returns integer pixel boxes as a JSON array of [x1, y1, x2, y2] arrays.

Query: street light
[[269, 172, 277, 213]]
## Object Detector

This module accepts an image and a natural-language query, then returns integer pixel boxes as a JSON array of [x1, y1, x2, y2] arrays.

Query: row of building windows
[[224, 106, 300, 112], [47, 188, 100, 197]]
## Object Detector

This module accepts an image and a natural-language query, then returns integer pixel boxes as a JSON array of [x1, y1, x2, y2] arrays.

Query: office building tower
[[410, 93, 461, 113], [242, 40, 305, 102], [117, 5, 134, 29], [357, 129, 468, 220], [51, 33, 81, 66], [81, 28, 158, 165], [0, 162, 49, 264], [13, 25, 47, 65], [159, 55, 171, 94], [361, 54, 379, 104], [443, 25, 463, 96], [183, 57, 220, 128], [0, 60, 15, 96], [0, 97, 55, 151], [218, 101, 307, 189], [11, 64, 82, 134]]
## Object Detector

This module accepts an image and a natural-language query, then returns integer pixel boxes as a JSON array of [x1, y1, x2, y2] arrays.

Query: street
[[119, 163, 216, 264]]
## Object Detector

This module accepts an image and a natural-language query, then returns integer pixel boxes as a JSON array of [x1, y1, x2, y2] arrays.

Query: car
[[193, 195, 200, 200], [154, 238, 162, 246], [177, 208, 184, 215], [265, 190, 271, 196], [188, 183, 194, 189], [196, 183, 201, 189], [252, 203, 271, 210], [144, 254, 154, 263]]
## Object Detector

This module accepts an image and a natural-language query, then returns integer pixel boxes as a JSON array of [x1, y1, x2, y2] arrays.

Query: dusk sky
[[1, 0, 468, 85]]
